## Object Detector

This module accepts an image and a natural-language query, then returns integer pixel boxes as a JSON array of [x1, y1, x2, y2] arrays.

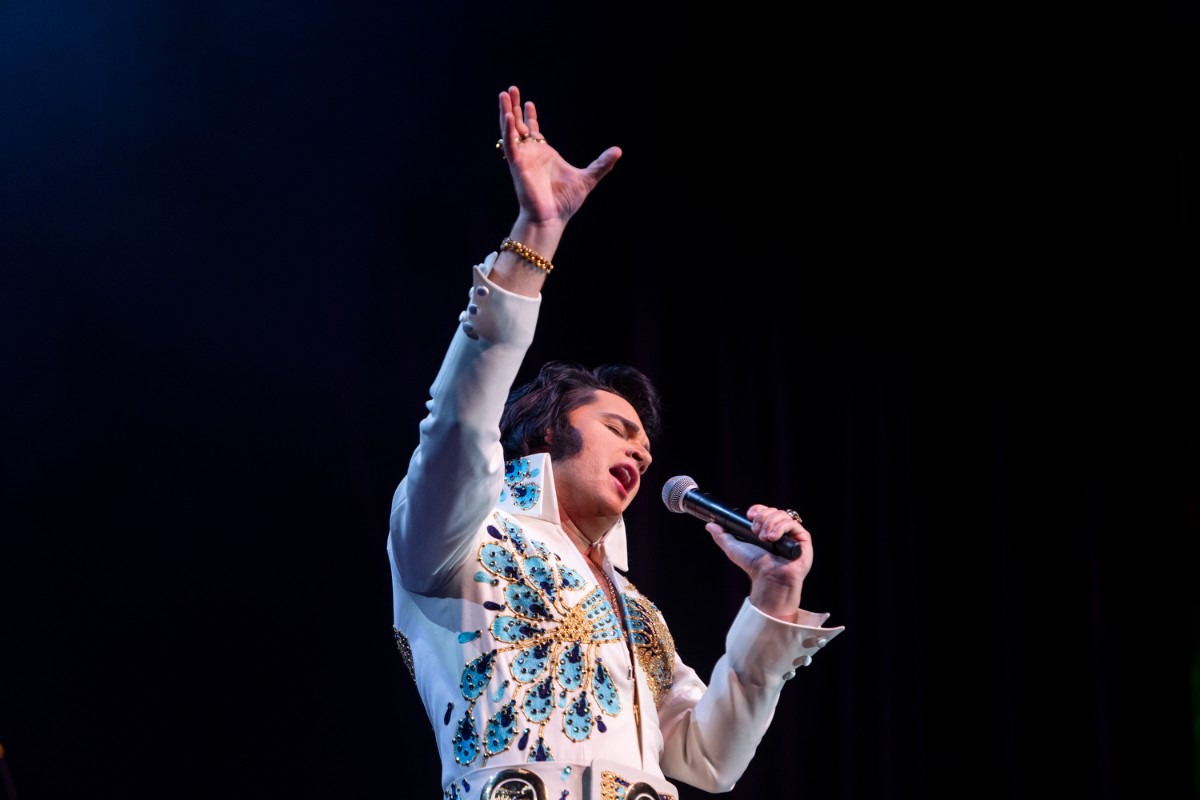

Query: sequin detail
[[452, 510, 627, 766], [529, 737, 553, 761], [501, 457, 541, 510], [484, 699, 519, 756], [601, 769, 675, 800], [622, 585, 676, 709], [393, 626, 415, 681]]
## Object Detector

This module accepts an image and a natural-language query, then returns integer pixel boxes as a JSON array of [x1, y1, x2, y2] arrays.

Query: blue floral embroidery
[[451, 511, 627, 765], [500, 458, 541, 510]]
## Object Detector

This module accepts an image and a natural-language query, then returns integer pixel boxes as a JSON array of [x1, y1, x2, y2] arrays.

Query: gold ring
[[497, 134, 546, 159], [785, 509, 802, 524]]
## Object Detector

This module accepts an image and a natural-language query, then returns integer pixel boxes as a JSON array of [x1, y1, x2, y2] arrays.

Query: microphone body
[[661, 475, 801, 561]]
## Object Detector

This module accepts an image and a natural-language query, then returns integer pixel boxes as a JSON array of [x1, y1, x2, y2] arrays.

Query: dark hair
[[500, 360, 663, 462]]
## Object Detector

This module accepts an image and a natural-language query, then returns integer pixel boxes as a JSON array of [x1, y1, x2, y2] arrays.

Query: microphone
[[661, 475, 801, 561]]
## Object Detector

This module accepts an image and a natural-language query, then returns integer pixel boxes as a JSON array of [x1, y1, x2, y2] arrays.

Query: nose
[[628, 444, 652, 473]]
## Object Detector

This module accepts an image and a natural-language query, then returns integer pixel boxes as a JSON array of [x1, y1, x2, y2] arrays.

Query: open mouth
[[611, 464, 637, 492]]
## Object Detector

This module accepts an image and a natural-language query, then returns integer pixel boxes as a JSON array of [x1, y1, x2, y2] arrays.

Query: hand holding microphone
[[661, 475, 803, 561]]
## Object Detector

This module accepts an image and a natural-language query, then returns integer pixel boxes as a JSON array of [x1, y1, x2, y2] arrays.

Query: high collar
[[498, 452, 629, 572]]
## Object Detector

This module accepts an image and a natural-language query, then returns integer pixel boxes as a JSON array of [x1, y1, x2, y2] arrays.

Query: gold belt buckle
[[622, 782, 660, 800], [600, 769, 672, 800]]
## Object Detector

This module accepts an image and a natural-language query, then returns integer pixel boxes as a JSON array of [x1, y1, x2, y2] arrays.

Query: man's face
[[552, 390, 652, 521]]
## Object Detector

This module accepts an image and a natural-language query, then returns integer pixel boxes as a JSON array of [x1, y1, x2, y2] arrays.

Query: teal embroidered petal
[[558, 565, 586, 590], [521, 555, 557, 601], [484, 699, 518, 755], [563, 692, 593, 742], [591, 659, 620, 715], [491, 615, 543, 644], [453, 712, 479, 765], [460, 650, 495, 700], [504, 581, 553, 620], [522, 675, 555, 721], [555, 642, 585, 690], [480, 544, 520, 580], [511, 642, 551, 684]]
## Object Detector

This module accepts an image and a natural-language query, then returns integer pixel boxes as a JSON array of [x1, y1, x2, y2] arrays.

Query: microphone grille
[[662, 475, 698, 513]]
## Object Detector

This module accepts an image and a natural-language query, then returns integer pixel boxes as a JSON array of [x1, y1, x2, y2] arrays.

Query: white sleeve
[[656, 598, 845, 792], [387, 257, 542, 592]]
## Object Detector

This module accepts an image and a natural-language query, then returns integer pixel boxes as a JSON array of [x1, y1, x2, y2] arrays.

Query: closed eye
[[599, 412, 651, 462]]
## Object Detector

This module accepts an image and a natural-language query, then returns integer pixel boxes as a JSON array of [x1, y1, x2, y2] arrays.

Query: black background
[[2, 2, 1196, 799]]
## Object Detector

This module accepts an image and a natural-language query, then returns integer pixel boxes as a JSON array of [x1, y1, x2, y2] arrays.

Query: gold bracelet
[[500, 237, 554, 274]]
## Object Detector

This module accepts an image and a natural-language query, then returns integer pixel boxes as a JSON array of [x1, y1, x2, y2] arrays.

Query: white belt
[[446, 759, 679, 800]]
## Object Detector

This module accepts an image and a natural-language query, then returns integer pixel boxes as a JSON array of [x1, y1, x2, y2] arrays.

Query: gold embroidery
[[621, 587, 676, 709], [601, 769, 675, 800], [451, 512, 626, 763]]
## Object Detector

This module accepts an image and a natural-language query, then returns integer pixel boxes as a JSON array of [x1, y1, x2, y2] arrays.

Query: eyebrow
[[600, 412, 650, 451]]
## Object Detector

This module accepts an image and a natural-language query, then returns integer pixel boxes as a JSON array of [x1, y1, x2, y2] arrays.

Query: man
[[388, 85, 844, 800]]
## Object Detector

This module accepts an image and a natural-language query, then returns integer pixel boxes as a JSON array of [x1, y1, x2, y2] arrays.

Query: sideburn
[[547, 424, 584, 462]]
